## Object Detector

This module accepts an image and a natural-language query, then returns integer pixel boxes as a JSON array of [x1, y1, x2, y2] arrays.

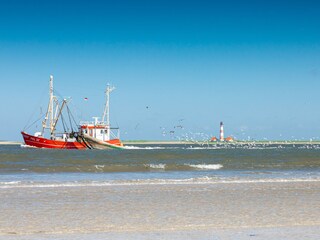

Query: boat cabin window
[[100, 130, 104, 134]]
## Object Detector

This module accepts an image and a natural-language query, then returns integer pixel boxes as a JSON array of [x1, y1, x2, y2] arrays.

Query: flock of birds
[[125, 106, 320, 147]]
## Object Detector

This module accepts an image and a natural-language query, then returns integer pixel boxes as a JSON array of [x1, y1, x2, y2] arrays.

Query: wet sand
[[1, 181, 319, 239]]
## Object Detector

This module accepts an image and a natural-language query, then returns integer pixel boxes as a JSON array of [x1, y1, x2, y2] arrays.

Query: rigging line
[[66, 103, 74, 132], [60, 112, 67, 133], [53, 88, 64, 100], [23, 83, 48, 131], [48, 88, 79, 132], [68, 100, 84, 123], [114, 119, 120, 128], [23, 108, 41, 131], [67, 104, 80, 129], [23, 113, 46, 131], [53, 89, 72, 107]]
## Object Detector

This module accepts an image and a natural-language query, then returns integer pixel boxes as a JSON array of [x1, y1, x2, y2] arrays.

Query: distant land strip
[[1, 140, 320, 146], [124, 140, 320, 145], [0, 141, 22, 145]]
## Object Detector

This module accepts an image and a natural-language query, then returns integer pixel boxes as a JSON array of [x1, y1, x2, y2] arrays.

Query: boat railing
[[79, 121, 108, 126], [110, 128, 120, 139], [51, 132, 78, 142], [79, 121, 120, 139]]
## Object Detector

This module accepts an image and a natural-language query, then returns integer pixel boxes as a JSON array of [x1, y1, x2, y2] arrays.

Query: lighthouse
[[220, 121, 224, 141]]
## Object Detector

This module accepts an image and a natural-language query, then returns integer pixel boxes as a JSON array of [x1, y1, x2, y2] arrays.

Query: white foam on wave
[[123, 146, 145, 150], [123, 145, 222, 150], [123, 146, 168, 150], [0, 181, 21, 185], [145, 163, 166, 169], [187, 164, 223, 170], [2, 177, 319, 189], [20, 144, 37, 148], [186, 146, 221, 150], [94, 165, 105, 171]]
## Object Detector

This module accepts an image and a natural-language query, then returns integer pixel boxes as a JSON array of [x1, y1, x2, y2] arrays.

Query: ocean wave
[[144, 164, 166, 169], [123, 146, 147, 150], [20, 144, 37, 148], [185, 147, 220, 150], [0, 181, 21, 185], [123, 146, 169, 150], [94, 165, 105, 171], [1, 177, 320, 189], [186, 164, 223, 170]]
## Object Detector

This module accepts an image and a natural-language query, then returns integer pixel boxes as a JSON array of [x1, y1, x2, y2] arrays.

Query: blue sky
[[0, 0, 320, 141]]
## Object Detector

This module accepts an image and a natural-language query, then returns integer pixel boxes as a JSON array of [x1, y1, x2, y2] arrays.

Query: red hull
[[21, 132, 86, 149], [105, 138, 123, 147]]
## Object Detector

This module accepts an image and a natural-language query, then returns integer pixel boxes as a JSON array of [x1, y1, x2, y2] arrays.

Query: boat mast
[[41, 75, 57, 138], [102, 84, 115, 126], [49, 75, 54, 135]]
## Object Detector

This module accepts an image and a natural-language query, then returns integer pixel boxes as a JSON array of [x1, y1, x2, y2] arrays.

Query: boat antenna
[[102, 84, 115, 125]]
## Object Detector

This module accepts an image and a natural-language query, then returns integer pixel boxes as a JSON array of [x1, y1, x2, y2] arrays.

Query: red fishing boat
[[21, 75, 87, 149], [21, 131, 86, 149], [21, 75, 124, 150]]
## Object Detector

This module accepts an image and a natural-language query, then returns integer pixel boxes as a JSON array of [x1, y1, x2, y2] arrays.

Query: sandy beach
[[1, 181, 319, 239]]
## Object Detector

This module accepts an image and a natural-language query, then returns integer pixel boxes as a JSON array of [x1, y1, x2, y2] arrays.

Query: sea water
[[1, 143, 320, 187], [1, 144, 320, 239]]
